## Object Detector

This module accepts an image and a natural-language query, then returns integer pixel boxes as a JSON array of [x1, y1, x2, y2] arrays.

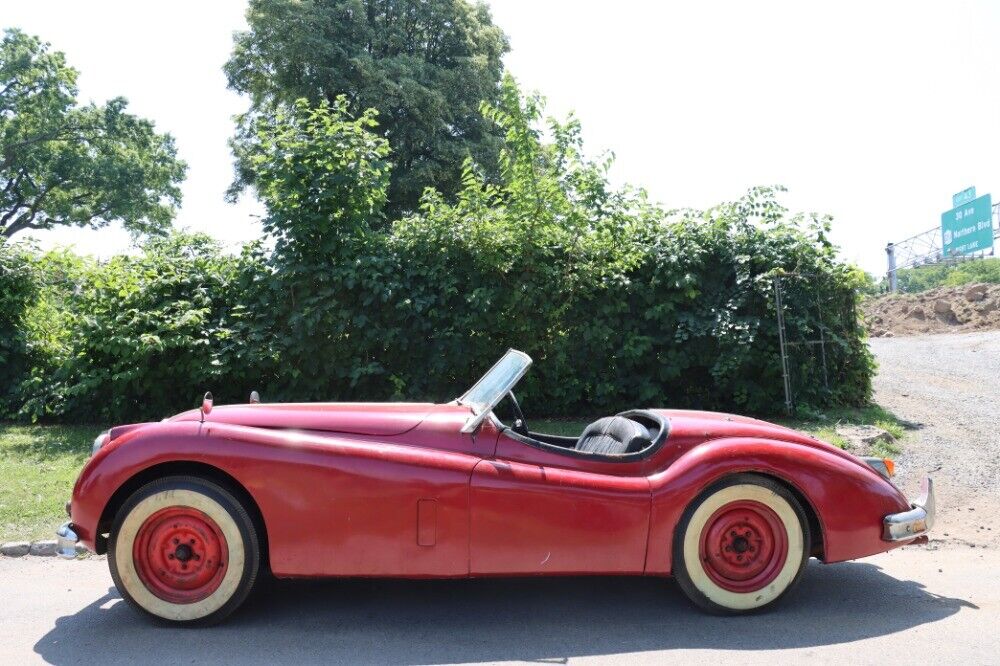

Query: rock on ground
[[0, 541, 31, 557], [834, 424, 895, 456], [28, 541, 57, 557], [965, 284, 988, 302], [864, 282, 1000, 337]]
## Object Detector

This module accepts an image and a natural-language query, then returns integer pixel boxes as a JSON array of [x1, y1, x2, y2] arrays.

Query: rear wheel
[[108, 475, 260, 626], [673, 473, 810, 613]]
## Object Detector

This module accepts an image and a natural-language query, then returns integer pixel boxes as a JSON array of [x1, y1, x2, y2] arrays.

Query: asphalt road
[[0, 546, 995, 665]]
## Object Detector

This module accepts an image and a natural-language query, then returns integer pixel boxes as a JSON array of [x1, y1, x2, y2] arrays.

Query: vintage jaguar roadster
[[58, 349, 934, 625]]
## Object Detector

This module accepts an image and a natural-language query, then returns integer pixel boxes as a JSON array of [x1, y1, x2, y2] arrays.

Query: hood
[[657, 409, 865, 467], [169, 402, 440, 436]]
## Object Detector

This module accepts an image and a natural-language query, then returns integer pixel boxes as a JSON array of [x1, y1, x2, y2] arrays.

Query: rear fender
[[644, 437, 912, 574]]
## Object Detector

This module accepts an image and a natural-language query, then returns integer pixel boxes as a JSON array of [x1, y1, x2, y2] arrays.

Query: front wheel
[[673, 473, 810, 614], [108, 475, 260, 626]]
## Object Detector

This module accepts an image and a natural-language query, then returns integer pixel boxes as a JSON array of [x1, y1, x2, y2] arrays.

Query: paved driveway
[[1, 546, 994, 665]]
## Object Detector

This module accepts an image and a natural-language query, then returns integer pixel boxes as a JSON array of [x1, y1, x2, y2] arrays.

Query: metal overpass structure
[[885, 201, 1000, 291]]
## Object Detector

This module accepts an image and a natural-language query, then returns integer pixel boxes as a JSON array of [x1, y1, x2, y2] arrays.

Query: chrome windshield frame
[[458, 349, 532, 434]]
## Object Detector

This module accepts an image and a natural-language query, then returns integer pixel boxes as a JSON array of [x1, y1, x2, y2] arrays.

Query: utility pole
[[886, 242, 897, 293]]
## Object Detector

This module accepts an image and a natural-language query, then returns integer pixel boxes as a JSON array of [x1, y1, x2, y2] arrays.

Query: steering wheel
[[507, 391, 530, 436]]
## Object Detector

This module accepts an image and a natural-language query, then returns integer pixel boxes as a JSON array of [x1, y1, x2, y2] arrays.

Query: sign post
[[941, 193, 993, 258], [886, 243, 897, 292]]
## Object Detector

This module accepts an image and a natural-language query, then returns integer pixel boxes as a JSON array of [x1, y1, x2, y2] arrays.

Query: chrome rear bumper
[[883, 477, 935, 541]]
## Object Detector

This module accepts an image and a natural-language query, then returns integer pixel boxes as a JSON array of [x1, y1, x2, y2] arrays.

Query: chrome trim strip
[[883, 477, 935, 541], [91, 430, 110, 456]]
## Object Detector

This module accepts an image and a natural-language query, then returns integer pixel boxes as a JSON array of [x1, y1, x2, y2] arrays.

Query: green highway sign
[[942, 193, 993, 257], [953, 186, 976, 208]]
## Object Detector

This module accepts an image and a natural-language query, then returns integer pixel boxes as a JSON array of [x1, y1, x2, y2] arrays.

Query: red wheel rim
[[132, 506, 229, 604], [699, 500, 788, 593]]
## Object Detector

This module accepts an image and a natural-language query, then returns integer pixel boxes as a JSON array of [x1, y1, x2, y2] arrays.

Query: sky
[[4, 0, 1000, 275]]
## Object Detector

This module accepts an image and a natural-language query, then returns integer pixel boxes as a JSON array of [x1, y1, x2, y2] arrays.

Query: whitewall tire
[[108, 476, 260, 626], [673, 473, 810, 613]]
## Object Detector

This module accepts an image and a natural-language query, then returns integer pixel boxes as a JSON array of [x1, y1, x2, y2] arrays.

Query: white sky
[[4, 0, 1000, 274]]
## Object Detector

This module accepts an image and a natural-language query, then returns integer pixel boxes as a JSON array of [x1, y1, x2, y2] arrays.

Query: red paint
[[170, 402, 436, 437], [133, 507, 228, 603], [417, 499, 437, 547], [699, 500, 787, 593], [470, 459, 649, 575], [68, 403, 918, 582]]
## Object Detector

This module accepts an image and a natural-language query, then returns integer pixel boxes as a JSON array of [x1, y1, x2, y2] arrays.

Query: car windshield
[[459, 349, 532, 416]]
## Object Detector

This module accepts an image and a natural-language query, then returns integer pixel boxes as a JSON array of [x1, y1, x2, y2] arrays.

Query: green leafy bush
[[17, 233, 245, 422], [222, 96, 394, 400], [895, 256, 1000, 293], [13, 249, 92, 419], [226, 79, 872, 416], [0, 240, 38, 416], [6, 80, 873, 423]]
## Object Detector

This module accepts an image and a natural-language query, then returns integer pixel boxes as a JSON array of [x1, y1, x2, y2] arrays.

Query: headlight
[[92, 430, 110, 456]]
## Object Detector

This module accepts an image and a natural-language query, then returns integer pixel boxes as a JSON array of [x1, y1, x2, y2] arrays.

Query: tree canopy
[[244, 96, 391, 259], [226, 0, 509, 218], [4, 78, 874, 422], [214, 79, 873, 414], [0, 28, 186, 239]]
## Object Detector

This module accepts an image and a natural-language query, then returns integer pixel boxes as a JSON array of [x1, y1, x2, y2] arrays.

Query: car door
[[469, 429, 652, 575]]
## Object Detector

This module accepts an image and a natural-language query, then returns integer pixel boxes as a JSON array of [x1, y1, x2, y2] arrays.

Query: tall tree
[[226, 0, 509, 218], [0, 29, 186, 239]]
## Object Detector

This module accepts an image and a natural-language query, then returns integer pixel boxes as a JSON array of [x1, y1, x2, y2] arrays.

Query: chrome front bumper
[[56, 522, 79, 559], [883, 477, 935, 541]]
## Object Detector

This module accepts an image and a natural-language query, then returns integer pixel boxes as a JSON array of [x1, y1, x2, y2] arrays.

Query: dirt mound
[[863, 283, 1000, 337]]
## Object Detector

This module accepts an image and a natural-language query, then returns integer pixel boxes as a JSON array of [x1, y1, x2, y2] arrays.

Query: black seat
[[575, 415, 652, 455]]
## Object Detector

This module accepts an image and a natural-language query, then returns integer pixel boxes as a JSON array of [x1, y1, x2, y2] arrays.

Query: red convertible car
[[57, 349, 934, 625]]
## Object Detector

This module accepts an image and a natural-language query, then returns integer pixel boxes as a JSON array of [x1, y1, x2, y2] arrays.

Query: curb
[[0, 540, 89, 558]]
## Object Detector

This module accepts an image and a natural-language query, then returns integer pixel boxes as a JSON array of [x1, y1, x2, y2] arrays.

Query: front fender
[[69, 421, 482, 577], [69, 421, 206, 551], [644, 437, 912, 574]]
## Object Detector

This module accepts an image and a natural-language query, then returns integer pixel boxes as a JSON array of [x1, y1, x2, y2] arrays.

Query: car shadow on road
[[34, 559, 975, 665]]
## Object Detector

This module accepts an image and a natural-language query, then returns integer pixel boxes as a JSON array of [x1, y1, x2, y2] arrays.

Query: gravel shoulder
[[871, 330, 1000, 549]]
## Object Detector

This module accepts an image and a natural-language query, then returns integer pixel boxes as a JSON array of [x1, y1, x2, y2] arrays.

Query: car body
[[58, 349, 934, 623]]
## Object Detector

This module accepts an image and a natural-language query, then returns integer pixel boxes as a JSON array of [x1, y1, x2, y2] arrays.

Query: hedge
[[3, 82, 874, 423]]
